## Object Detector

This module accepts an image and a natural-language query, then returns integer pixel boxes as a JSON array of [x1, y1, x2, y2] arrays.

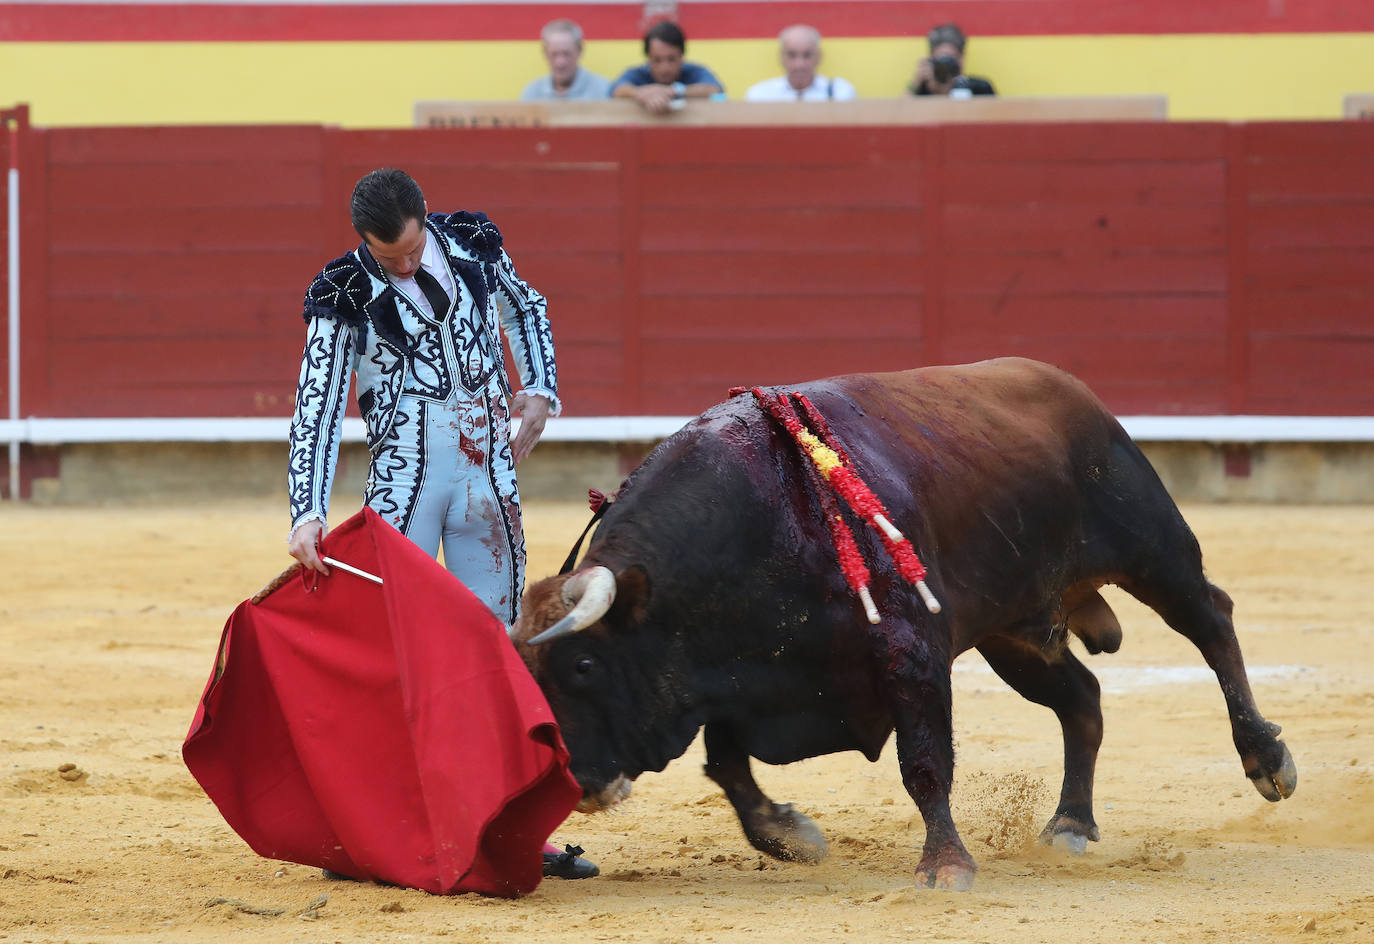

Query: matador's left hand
[[510, 392, 551, 464]]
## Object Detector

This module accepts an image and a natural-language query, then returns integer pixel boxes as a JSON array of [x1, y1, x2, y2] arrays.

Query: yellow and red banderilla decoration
[[745, 388, 942, 624]]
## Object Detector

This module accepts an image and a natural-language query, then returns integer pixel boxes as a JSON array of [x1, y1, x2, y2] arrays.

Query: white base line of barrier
[[0, 416, 688, 444], [2, 415, 1374, 444]]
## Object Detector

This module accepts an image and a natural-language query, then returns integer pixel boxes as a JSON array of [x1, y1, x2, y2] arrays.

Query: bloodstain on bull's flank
[[672, 390, 941, 766], [698, 402, 843, 572]]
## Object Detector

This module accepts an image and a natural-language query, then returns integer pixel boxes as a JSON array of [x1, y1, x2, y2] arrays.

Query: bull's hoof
[[743, 802, 829, 864], [1246, 740, 1298, 802], [1039, 813, 1100, 855], [915, 863, 976, 891], [1043, 831, 1088, 856], [915, 847, 977, 891]]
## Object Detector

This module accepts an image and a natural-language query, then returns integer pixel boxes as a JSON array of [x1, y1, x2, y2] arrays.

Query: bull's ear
[[608, 565, 651, 627]]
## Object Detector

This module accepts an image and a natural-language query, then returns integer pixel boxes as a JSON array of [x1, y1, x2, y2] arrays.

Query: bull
[[510, 358, 1297, 891]]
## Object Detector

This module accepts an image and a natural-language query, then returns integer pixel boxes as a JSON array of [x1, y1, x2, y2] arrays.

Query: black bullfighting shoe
[[542, 843, 600, 880]]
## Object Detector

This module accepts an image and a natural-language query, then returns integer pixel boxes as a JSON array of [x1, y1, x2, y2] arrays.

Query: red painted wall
[[10, 120, 1374, 421], [1236, 123, 1374, 414], [5, 1, 1372, 41]]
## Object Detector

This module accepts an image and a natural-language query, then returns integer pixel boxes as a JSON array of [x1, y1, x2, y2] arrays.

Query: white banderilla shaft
[[872, 514, 941, 614], [322, 556, 383, 585]]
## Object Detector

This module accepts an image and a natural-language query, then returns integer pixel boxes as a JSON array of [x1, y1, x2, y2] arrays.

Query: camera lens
[[931, 55, 960, 83]]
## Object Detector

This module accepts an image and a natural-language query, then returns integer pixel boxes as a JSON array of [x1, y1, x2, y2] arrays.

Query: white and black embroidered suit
[[287, 211, 557, 621]]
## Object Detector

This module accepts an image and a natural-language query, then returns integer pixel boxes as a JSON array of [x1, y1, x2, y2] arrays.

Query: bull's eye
[[574, 656, 595, 675]]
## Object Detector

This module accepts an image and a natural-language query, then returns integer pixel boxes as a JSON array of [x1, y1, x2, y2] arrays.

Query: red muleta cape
[[182, 508, 580, 896]]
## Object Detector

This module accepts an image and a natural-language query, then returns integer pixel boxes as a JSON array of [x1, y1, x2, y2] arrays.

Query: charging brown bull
[[509, 357, 1296, 891]]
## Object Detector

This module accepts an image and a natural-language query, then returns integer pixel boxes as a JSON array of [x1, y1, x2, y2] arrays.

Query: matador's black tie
[[413, 267, 452, 320]]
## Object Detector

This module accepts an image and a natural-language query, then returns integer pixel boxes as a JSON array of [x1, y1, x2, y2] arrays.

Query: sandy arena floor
[[1, 499, 1371, 943]]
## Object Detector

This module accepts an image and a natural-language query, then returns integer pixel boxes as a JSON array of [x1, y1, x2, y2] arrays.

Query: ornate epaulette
[[438, 211, 503, 263], [302, 253, 376, 324]]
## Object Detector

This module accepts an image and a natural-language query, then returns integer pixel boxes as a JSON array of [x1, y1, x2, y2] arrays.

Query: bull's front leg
[[702, 722, 829, 864], [886, 628, 976, 891]]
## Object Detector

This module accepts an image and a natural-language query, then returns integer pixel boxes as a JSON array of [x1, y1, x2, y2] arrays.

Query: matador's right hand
[[288, 519, 331, 575]]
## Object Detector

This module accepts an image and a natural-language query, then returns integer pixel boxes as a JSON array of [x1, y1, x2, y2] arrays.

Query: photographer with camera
[[910, 23, 995, 98]]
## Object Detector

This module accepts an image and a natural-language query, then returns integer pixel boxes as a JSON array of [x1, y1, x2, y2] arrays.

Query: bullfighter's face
[[364, 216, 427, 281]]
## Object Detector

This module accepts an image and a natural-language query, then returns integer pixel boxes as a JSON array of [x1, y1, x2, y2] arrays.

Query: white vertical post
[[7, 156, 18, 502]]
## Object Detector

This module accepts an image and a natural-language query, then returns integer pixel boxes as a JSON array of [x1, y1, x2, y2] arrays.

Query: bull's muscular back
[[793, 358, 1146, 654]]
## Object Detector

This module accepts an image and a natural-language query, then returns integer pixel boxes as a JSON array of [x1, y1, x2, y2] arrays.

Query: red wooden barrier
[[1237, 122, 1374, 415], [39, 125, 325, 417], [10, 121, 1374, 421]]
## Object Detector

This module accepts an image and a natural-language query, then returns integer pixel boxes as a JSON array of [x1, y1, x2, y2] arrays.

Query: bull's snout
[[575, 774, 633, 813]]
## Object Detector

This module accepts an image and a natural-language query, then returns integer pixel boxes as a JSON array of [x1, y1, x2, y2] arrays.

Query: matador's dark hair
[[350, 168, 426, 243]]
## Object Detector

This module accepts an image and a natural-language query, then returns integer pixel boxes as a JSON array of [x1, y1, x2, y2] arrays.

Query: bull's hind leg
[[977, 635, 1104, 853], [1129, 579, 1297, 801], [1094, 437, 1295, 801], [702, 722, 829, 863]]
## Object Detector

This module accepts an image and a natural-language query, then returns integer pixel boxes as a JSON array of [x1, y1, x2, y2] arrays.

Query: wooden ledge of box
[[413, 95, 1168, 128], [1345, 93, 1374, 119]]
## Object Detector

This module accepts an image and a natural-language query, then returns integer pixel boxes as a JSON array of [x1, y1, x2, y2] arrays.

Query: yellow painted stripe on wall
[[5, 34, 1373, 127], [974, 34, 1374, 120]]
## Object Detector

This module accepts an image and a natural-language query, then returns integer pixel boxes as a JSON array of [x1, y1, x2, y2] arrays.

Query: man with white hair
[[745, 25, 856, 102], [521, 19, 611, 100]]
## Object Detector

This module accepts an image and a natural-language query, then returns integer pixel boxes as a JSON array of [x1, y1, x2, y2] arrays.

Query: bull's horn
[[527, 566, 617, 645]]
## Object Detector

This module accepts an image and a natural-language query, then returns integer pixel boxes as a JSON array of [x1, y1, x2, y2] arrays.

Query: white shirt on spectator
[[745, 75, 857, 102]]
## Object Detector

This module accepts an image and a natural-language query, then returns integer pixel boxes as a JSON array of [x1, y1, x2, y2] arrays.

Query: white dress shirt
[[745, 75, 857, 102], [390, 228, 458, 323]]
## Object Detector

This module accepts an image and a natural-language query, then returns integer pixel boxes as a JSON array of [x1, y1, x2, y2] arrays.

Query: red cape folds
[[182, 508, 581, 896]]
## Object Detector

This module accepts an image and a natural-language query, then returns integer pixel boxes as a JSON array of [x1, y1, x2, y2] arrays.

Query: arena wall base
[[1139, 442, 1374, 504], [9, 440, 1373, 506]]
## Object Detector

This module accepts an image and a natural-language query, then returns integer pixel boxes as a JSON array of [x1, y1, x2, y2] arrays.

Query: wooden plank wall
[[633, 127, 927, 412], [1239, 122, 1374, 414], [11, 121, 1374, 420], [38, 126, 326, 417], [937, 123, 1231, 414]]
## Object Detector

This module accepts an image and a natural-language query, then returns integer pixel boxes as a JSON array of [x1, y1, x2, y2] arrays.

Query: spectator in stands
[[910, 23, 995, 98], [745, 25, 856, 102], [611, 21, 723, 114], [521, 19, 612, 100]]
